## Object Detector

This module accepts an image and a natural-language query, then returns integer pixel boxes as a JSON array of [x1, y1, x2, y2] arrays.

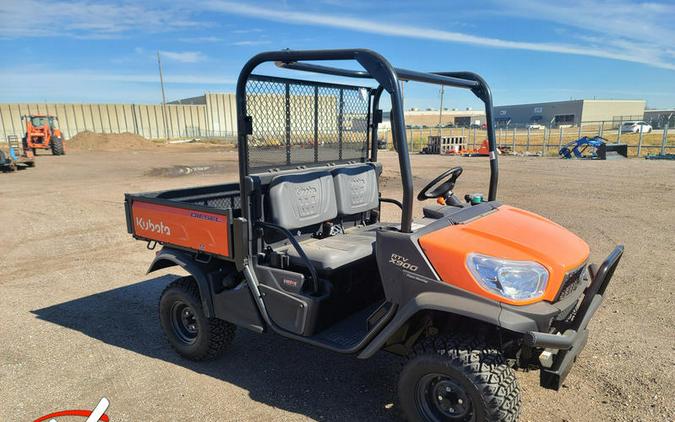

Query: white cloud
[[491, 0, 675, 70], [201, 0, 675, 71], [231, 40, 271, 46], [159, 50, 207, 63], [178, 36, 225, 43], [0, 0, 200, 38], [0, 68, 236, 102], [232, 28, 263, 34], [0, 69, 235, 86]]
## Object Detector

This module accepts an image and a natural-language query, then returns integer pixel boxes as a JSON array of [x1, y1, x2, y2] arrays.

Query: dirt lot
[[1, 144, 673, 421]]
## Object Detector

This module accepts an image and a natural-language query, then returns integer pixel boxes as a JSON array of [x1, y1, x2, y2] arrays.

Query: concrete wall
[[0, 97, 233, 142], [204, 93, 238, 137]]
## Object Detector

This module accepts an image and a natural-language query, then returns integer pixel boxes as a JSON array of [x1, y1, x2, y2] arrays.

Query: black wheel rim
[[416, 373, 474, 421], [170, 301, 199, 344]]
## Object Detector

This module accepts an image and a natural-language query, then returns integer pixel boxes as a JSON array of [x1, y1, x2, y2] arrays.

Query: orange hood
[[418, 205, 590, 305]]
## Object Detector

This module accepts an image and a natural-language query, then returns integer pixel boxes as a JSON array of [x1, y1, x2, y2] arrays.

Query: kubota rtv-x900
[[124, 49, 622, 422]]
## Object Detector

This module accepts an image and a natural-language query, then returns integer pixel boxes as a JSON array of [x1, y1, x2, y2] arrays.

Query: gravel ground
[[0, 147, 673, 421]]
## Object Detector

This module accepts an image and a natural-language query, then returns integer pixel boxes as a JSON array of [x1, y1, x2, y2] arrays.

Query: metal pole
[[437, 86, 444, 136], [559, 126, 563, 148], [661, 124, 669, 155], [617, 117, 622, 143], [285, 82, 291, 165], [157, 51, 169, 140], [577, 122, 582, 139], [338, 89, 344, 159], [526, 127, 530, 152], [637, 126, 644, 157], [543, 126, 549, 155], [512, 127, 516, 151], [599, 121, 604, 137]]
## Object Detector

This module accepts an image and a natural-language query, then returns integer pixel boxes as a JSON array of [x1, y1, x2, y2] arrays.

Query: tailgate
[[126, 197, 232, 258]]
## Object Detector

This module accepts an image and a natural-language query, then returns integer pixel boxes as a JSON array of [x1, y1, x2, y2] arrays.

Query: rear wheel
[[398, 334, 521, 422], [51, 136, 65, 155], [159, 277, 236, 361]]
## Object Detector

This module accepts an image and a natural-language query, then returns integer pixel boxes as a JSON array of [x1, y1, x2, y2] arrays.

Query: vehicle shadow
[[32, 275, 402, 421]]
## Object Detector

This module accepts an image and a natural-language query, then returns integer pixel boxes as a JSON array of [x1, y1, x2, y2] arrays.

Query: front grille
[[556, 264, 587, 301]]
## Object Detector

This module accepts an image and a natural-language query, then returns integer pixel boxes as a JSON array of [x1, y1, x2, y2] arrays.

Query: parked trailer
[[1, 135, 35, 172]]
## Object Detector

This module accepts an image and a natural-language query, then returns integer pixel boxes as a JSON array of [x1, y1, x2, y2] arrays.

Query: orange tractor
[[21, 114, 65, 155]]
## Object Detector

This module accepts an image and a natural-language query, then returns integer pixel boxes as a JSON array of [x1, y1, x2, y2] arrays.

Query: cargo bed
[[124, 183, 241, 259]]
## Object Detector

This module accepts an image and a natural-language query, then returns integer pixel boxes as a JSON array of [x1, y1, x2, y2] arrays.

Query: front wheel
[[51, 136, 65, 155], [159, 277, 236, 361], [398, 334, 521, 422]]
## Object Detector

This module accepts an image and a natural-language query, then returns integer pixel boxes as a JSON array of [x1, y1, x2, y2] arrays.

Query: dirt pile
[[67, 131, 158, 151]]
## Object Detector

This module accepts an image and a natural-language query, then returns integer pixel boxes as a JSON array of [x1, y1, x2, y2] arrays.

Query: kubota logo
[[34, 397, 110, 422], [136, 216, 171, 235]]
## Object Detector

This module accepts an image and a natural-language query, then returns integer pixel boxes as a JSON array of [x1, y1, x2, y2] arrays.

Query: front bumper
[[524, 245, 623, 390]]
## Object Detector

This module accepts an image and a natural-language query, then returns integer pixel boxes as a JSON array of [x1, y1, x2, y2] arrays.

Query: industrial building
[[493, 99, 646, 128], [380, 109, 486, 129]]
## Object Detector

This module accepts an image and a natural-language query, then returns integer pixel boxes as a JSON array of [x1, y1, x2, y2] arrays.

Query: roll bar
[[236, 49, 499, 233]]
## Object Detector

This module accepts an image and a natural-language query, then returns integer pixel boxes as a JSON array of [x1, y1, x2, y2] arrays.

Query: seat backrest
[[268, 171, 338, 230], [332, 164, 379, 216]]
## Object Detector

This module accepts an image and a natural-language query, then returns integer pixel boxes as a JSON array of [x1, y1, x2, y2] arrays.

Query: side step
[[310, 302, 390, 350]]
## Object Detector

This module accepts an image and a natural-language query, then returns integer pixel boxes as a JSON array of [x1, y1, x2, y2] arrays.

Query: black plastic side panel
[[258, 284, 319, 335], [212, 282, 265, 333], [375, 229, 438, 305]]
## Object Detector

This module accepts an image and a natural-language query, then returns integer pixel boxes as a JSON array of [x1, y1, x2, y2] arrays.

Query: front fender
[[148, 248, 215, 318], [358, 290, 502, 359]]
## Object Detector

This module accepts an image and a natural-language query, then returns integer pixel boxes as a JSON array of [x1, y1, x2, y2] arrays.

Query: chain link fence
[[379, 119, 674, 157]]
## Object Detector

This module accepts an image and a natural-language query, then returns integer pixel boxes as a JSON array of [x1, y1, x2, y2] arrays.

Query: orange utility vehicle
[[22, 114, 65, 155], [125, 49, 622, 421]]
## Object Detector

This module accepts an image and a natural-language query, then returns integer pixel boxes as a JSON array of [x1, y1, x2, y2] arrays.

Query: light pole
[[438, 85, 445, 136], [157, 51, 169, 140]]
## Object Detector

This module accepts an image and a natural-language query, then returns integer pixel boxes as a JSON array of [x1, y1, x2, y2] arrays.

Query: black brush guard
[[524, 245, 624, 390]]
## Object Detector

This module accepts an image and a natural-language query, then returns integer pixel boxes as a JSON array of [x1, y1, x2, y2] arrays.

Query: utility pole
[[157, 51, 169, 140], [438, 85, 445, 136]]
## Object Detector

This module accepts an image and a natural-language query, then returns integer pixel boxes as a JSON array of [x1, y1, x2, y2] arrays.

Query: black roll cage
[[236, 49, 499, 234]]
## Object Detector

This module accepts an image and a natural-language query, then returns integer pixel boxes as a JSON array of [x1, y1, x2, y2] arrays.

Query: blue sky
[[1, 0, 674, 109]]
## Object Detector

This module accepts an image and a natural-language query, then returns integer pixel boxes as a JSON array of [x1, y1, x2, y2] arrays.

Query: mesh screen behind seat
[[245, 75, 371, 173]]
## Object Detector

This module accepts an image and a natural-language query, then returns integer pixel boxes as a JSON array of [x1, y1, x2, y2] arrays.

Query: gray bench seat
[[279, 234, 376, 272]]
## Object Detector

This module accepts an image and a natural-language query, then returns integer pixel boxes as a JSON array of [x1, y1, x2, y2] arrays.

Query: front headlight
[[467, 253, 549, 301]]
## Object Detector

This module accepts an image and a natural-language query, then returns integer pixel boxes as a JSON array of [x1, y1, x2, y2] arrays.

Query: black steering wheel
[[417, 167, 463, 201]]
